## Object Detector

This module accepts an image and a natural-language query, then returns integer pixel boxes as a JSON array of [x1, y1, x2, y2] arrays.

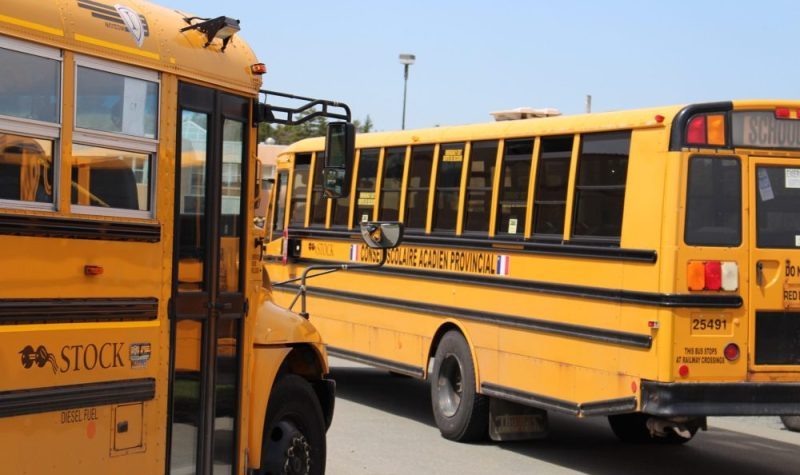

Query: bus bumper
[[641, 381, 800, 416]]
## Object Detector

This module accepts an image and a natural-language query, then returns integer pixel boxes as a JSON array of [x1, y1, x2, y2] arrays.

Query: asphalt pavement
[[326, 357, 800, 475]]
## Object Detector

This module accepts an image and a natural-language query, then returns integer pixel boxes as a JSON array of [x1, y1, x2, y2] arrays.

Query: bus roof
[[281, 100, 800, 158], [0, 0, 261, 95]]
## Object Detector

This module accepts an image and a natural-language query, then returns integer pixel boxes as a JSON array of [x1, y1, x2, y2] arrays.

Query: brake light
[[686, 113, 727, 146], [724, 343, 740, 361], [775, 107, 790, 119], [705, 261, 722, 290], [687, 115, 707, 144], [687, 261, 738, 291]]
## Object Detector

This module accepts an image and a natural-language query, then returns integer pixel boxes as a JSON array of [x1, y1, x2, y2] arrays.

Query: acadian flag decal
[[496, 255, 510, 276], [350, 244, 360, 262]]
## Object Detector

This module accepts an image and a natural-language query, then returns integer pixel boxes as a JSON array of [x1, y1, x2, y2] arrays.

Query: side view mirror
[[322, 121, 355, 199], [360, 221, 404, 249]]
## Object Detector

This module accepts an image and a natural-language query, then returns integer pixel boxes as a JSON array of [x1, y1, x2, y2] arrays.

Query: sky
[[164, 0, 799, 131]]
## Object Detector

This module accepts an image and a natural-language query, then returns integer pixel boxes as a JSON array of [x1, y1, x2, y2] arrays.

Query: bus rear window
[[685, 156, 741, 247], [756, 165, 800, 248]]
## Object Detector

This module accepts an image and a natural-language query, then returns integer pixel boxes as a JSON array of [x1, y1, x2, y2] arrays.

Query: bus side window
[[309, 151, 327, 227], [496, 139, 534, 237], [531, 136, 573, 239], [272, 171, 288, 236], [288, 153, 311, 227], [379, 146, 406, 221], [404, 145, 435, 231], [571, 131, 631, 243], [462, 140, 497, 234], [432, 142, 465, 232], [330, 155, 352, 227], [354, 149, 379, 226]]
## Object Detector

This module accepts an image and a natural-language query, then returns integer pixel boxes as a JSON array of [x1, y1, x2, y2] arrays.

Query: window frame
[[308, 151, 328, 227], [461, 140, 498, 235], [71, 55, 160, 219], [0, 35, 62, 212], [353, 148, 380, 226], [530, 135, 574, 240], [495, 138, 534, 239], [378, 146, 408, 222], [404, 144, 435, 232], [570, 130, 631, 245], [431, 142, 466, 233], [684, 155, 742, 247], [288, 153, 312, 228]]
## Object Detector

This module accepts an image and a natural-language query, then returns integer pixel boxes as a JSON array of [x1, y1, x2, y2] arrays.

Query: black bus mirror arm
[[281, 250, 389, 319]]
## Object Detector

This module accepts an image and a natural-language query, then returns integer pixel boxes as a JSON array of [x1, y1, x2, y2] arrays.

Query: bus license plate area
[[690, 314, 732, 335], [784, 283, 800, 309]]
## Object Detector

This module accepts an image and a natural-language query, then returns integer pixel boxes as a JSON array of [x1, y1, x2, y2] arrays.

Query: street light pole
[[399, 53, 415, 130]]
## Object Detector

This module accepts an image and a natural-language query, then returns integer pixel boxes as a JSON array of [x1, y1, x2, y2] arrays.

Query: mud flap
[[488, 397, 549, 441]]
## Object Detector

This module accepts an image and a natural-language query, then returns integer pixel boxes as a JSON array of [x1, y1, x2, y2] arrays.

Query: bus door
[[169, 82, 248, 474], [749, 156, 800, 371]]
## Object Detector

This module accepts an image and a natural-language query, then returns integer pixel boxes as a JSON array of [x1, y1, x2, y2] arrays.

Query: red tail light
[[704, 261, 722, 290], [687, 115, 707, 144], [724, 343, 740, 361]]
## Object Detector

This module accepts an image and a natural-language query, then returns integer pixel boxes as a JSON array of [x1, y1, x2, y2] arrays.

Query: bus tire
[[781, 415, 800, 432], [430, 331, 488, 442], [608, 413, 696, 444], [259, 374, 326, 475]]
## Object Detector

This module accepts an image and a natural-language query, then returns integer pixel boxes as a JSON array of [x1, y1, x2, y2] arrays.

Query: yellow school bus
[[266, 101, 800, 443], [0, 1, 356, 473]]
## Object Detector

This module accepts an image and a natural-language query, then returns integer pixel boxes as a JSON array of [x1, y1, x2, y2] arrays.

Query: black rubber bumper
[[641, 381, 800, 416]]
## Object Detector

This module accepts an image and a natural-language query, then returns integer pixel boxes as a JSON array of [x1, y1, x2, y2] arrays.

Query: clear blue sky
[[165, 0, 798, 131]]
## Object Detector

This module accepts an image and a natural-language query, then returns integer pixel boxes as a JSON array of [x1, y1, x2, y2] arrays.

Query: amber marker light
[[706, 114, 726, 145], [687, 261, 706, 291]]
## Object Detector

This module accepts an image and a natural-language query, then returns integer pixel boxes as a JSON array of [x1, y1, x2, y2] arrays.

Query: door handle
[[211, 302, 233, 311], [756, 261, 764, 287]]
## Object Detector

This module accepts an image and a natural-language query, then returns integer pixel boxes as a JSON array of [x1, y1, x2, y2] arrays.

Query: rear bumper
[[642, 381, 800, 416]]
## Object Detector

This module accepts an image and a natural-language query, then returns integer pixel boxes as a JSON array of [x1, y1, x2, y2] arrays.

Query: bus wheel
[[430, 331, 488, 442], [608, 413, 697, 444], [781, 415, 800, 432], [260, 374, 326, 475]]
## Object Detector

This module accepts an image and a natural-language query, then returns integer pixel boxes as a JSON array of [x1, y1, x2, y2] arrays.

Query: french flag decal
[[496, 255, 510, 275], [350, 244, 360, 262]]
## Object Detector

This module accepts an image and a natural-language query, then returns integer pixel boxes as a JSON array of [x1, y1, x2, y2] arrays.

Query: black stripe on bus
[[481, 382, 637, 417], [0, 378, 155, 418], [481, 382, 580, 415], [293, 257, 743, 309], [0, 214, 161, 242], [0, 298, 159, 324], [288, 228, 657, 263], [327, 346, 425, 378], [275, 284, 653, 349], [668, 101, 734, 151]]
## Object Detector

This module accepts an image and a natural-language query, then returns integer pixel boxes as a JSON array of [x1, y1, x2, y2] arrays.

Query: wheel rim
[[436, 354, 463, 418], [266, 419, 311, 475]]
